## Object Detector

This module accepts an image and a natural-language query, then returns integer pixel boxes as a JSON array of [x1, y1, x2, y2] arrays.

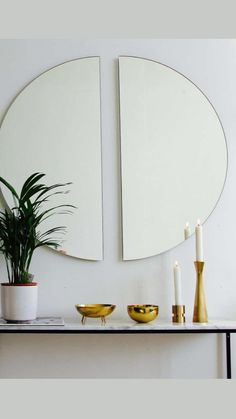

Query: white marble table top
[[0, 318, 236, 332]]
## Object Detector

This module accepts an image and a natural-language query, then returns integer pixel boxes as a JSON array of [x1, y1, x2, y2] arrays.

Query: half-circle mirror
[[0, 57, 103, 260], [119, 56, 227, 260]]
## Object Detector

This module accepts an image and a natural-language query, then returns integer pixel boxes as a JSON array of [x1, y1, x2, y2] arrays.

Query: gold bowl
[[127, 304, 159, 323], [75, 304, 116, 325]]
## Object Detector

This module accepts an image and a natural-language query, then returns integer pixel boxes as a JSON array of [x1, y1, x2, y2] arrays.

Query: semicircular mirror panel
[[119, 56, 227, 260], [0, 57, 103, 260]]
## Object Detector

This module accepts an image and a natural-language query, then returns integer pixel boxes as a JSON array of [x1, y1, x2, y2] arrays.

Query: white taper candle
[[195, 219, 203, 261], [184, 222, 191, 240], [173, 261, 183, 305]]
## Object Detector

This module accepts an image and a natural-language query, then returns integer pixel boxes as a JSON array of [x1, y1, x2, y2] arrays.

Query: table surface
[[1, 319, 236, 332]]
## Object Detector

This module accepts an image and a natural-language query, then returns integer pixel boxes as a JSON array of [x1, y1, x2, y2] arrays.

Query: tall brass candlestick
[[192, 261, 208, 323]]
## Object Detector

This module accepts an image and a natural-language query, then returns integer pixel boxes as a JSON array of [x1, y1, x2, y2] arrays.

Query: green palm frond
[[0, 176, 19, 201], [0, 172, 75, 284]]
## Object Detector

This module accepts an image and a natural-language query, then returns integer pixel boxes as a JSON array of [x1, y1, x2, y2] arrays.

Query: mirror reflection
[[0, 57, 103, 260], [119, 56, 227, 260]]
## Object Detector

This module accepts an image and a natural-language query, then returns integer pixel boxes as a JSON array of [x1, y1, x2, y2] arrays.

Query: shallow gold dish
[[127, 304, 159, 323], [75, 304, 116, 325]]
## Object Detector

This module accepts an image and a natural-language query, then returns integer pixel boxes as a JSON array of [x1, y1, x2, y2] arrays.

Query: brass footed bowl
[[75, 304, 116, 325], [127, 304, 159, 323]]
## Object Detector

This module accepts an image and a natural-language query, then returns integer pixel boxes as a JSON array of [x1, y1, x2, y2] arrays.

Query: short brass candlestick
[[172, 305, 185, 323], [192, 261, 208, 323]]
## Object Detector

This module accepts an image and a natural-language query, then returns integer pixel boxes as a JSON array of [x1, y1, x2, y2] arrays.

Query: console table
[[0, 319, 235, 379]]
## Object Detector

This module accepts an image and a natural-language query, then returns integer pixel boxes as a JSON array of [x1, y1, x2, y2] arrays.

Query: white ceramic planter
[[1, 283, 38, 322]]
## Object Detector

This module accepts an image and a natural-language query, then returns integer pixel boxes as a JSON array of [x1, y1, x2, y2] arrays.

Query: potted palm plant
[[0, 172, 74, 322]]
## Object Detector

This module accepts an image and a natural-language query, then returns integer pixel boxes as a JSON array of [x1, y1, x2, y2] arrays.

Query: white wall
[[0, 39, 235, 378]]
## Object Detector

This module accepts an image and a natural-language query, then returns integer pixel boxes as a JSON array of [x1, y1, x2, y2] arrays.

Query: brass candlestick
[[172, 305, 185, 323], [192, 261, 208, 323]]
